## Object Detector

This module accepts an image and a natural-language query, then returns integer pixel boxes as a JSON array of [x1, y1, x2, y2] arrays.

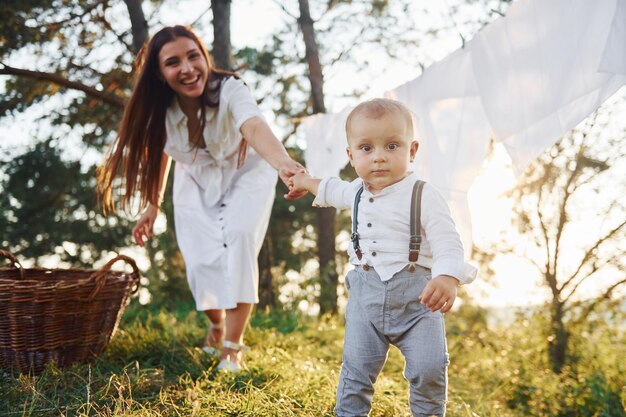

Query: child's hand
[[286, 170, 321, 197], [283, 169, 309, 200], [289, 171, 312, 193], [419, 275, 459, 313]]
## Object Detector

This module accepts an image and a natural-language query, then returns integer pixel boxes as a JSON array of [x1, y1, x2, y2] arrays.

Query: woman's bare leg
[[222, 303, 253, 361], [204, 309, 224, 348]]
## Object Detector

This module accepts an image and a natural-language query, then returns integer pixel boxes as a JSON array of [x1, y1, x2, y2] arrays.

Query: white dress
[[163, 77, 277, 310]]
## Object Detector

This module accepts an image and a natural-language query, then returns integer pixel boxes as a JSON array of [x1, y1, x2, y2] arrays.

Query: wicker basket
[[0, 250, 140, 374]]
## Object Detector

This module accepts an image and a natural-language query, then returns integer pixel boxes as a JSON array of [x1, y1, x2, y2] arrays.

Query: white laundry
[[600, 0, 626, 74], [470, 0, 626, 174], [386, 48, 492, 257], [302, 106, 353, 178]]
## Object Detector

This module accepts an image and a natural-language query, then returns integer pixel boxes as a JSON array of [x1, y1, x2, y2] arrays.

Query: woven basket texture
[[0, 250, 140, 374]]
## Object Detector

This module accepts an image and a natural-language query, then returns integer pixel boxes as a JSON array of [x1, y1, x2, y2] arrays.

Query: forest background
[[0, 0, 624, 415]]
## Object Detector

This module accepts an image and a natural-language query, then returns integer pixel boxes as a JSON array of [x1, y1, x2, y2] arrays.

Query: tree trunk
[[297, 0, 325, 114], [211, 0, 233, 70], [549, 301, 569, 373], [297, 0, 338, 315], [123, 0, 149, 54], [317, 207, 338, 314]]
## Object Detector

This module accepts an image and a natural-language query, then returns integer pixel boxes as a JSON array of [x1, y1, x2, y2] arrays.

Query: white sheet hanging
[[302, 106, 353, 178], [600, 0, 626, 74], [386, 48, 492, 256], [470, 0, 626, 175]]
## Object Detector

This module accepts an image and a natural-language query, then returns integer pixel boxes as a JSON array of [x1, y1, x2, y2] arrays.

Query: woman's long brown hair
[[97, 25, 235, 214]]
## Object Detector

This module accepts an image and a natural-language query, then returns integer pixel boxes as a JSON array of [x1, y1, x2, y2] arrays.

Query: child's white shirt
[[313, 173, 477, 284]]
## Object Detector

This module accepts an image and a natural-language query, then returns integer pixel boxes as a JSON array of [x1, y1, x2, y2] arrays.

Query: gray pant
[[335, 265, 449, 417]]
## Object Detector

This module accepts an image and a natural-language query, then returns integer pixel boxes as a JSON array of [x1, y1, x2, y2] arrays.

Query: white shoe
[[216, 340, 250, 373], [217, 358, 241, 372], [201, 346, 219, 356]]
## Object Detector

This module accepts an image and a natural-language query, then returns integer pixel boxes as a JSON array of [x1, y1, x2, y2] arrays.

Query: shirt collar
[[166, 97, 216, 127], [362, 172, 418, 196]]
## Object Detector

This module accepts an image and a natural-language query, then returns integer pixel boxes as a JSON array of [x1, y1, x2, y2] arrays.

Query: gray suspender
[[351, 180, 426, 270], [351, 187, 365, 260], [408, 180, 425, 272]]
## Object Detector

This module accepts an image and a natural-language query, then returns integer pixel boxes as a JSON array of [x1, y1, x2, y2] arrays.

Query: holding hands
[[279, 160, 309, 200], [288, 170, 319, 196]]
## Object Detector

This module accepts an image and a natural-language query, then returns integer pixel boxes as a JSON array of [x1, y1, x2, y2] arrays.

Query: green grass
[[1, 304, 624, 416]]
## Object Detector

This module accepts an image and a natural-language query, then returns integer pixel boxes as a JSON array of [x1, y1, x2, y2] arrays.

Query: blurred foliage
[[447, 301, 626, 416], [0, 138, 131, 265], [476, 108, 626, 372], [0, 0, 134, 267]]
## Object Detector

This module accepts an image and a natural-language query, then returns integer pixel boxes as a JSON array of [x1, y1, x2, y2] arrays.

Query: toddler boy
[[290, 98, 476, 416]]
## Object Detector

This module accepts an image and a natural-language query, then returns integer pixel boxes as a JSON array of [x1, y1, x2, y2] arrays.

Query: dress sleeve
[[223, 77, 264, 130]]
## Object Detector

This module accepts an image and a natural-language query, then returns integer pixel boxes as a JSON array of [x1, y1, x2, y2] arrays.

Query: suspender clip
[[409, 235, 422, 249]]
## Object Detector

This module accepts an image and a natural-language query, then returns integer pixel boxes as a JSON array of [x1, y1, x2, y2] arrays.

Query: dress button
[[223, 243, 228, 248], [369, 198, 374, 203], [372, 251, 377, 256], [367, 223, 372, 227], [220, 203, 226, 207]]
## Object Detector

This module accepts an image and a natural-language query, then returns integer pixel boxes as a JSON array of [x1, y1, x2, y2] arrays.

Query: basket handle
[[87, 254, 141, 301], [0, 249, 25, 279]]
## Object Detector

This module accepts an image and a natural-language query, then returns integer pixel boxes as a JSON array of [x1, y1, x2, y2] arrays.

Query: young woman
[[97, 25, 305, 372]]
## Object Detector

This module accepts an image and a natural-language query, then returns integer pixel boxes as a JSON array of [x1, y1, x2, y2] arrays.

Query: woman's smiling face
[[158, 36, 209, 102]]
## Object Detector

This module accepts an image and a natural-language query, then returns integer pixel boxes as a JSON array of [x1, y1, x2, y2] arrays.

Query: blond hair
[[345, 98, 415, 140]]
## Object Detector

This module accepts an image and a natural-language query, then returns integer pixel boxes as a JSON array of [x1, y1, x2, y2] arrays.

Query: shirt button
[[367, 223, 372, 227], [372, 251, 377, 257], [362, 264, 370, 271], [369, 198, 374, 203], [223, 243, 228, 248], [220, 203, 226, 207]]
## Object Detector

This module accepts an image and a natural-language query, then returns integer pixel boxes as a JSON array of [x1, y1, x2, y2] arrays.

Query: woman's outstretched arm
[[240, 116, 307, 200]]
